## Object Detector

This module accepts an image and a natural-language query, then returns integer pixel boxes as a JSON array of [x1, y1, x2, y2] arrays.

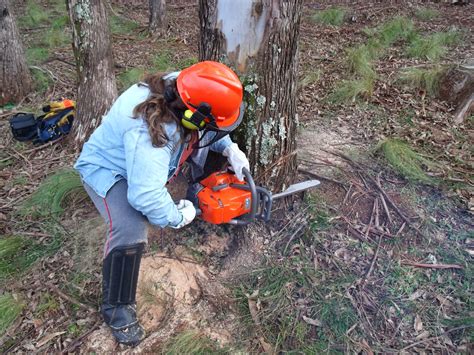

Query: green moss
[[0, 294, 24, 336], [312, 7, 346, 27]]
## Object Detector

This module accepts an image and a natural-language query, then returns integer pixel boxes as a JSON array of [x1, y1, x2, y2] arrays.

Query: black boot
[[102, 243, 146, 346]]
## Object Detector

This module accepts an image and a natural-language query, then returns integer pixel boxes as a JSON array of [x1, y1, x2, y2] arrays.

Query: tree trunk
[[67, 0, 117, 148], [149, 0, 166, 36], [199, 0, 303, 191], [0, 0, 32, 106]]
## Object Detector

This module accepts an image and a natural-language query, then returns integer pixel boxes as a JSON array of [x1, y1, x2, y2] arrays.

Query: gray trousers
[[83, 134, 226, 258], [84, 180, 148, 258]]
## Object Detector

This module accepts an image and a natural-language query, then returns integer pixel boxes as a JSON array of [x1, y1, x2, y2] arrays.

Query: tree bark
[[67, 0, 117, 148], [149, 0, 167, 36], [0, 0, 32, 106], [199, 0, 303, 191]]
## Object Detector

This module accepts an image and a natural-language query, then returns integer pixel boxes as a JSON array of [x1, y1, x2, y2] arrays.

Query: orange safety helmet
[[176, 61, 243, 131]]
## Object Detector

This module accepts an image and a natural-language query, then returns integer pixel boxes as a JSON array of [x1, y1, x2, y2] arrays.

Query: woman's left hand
[[223, 143, 250, 181]]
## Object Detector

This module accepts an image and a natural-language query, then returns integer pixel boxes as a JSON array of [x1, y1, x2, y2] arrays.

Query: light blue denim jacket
[[74, 83, 232, 227]]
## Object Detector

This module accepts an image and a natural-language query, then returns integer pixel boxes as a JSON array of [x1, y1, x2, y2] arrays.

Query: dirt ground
[[0, 0, 473, 353]]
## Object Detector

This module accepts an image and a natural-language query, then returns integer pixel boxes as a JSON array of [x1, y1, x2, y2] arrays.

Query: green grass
[[336, 17, 415, 103], [329, 78, 374, 103], [312, 7, 346, 27], [346, 45, 378, 79], [20, 169, 86, 218], [300, 69, 321, 88], [26, 47, 50, 65], [0, 293, 24, 336], [377, 139, 437, 184], [414, 7, 440, 21], [406, 30, 461, 61], [399, 65, 446, 96], [110, 15, 140, 35], [30, 68, 53, 94], [118, 68, 145, 92], [377, 17, 416, 46], [35, 293, 60, 316], [19, 0, 49, 28], [152, 52, 173, 72], [177, 56, 198, 70], [161, 330, 226, 354], [235, 258, 356, 351], [0, 231, 63, 281]]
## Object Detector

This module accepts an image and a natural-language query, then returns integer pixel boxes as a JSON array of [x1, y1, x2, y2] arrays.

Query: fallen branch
[[402, 261, 463, 270], [365, 235, 382, 281], [48, 284, 96, 313], [23, 136, 65, 154], [61, 319, 101, 354], [401, 325, 473, 351], [247, 291, 275, 354], [367, 175, 424, 238], [298, 168, 346, 187]]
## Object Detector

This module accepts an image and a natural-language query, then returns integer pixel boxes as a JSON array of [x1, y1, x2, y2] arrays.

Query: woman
[[74, 61, 249, 346]]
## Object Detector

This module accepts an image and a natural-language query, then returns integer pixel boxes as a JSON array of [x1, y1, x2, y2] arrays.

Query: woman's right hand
[[170, 199, 196, 229]]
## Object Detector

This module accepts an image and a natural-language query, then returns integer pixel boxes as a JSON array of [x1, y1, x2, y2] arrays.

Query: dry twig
[[402, 261, 463, 270]]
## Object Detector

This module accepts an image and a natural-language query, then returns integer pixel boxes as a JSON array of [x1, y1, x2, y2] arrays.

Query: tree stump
[[438, 63, 474, 124]]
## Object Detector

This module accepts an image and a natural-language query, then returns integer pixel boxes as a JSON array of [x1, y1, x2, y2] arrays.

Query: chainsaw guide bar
[[196, 168, 320, 225]]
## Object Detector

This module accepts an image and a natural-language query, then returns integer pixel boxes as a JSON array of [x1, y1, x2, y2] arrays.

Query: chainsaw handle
[[229, 167, 257, 225]]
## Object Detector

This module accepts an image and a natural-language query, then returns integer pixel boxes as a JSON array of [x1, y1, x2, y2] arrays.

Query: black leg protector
[[102, 243, 145, 346]]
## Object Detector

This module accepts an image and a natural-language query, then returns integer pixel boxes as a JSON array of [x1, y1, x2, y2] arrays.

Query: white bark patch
[[217, 0, 268, 71]]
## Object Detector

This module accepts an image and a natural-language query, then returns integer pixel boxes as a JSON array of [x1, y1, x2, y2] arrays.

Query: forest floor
[[0, 0, 473, 353]]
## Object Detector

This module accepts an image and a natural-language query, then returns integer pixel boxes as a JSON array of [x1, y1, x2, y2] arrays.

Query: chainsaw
[[196, 168, 320, 225]]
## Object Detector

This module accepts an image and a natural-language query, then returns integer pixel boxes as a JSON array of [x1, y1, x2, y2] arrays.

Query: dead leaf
[[414, 314, 423, 332], [302, 315, 322, 327], [408, 289, 424, 301], [36, 331, 65, 348]]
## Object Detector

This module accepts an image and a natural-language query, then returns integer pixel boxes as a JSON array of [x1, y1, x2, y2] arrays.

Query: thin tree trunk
[[199, 0, 303, 191], [0, 0, 32, 105], [149, 0, 167, 36], [67, 0, 117, 148]]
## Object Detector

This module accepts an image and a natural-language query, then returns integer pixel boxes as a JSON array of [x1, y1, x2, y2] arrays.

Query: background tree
[[0, 0, 32, 105], [199, 0, 303, 190], [149, 0, 166, 36], [67, 0, 117, 148]]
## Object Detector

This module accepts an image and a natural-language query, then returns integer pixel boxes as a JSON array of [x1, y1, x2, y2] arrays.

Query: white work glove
[[222, 143, 250, 181], [170, 199, 196, 229]]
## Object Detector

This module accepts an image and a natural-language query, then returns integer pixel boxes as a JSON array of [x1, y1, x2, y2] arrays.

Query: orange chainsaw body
[[197, 171, 251, 224]]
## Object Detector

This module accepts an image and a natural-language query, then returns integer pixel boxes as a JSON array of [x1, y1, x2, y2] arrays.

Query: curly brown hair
[[132, 73, 187, 147]]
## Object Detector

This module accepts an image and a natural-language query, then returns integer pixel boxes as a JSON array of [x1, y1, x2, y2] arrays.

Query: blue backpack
[[9, 99, 75, 144]]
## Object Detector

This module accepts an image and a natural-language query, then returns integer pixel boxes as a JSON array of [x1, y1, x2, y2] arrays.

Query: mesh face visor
[[193, 102, 244, 149]]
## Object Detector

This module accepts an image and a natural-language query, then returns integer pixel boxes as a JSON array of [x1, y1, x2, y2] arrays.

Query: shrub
[[312, 7, 346, 27]]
